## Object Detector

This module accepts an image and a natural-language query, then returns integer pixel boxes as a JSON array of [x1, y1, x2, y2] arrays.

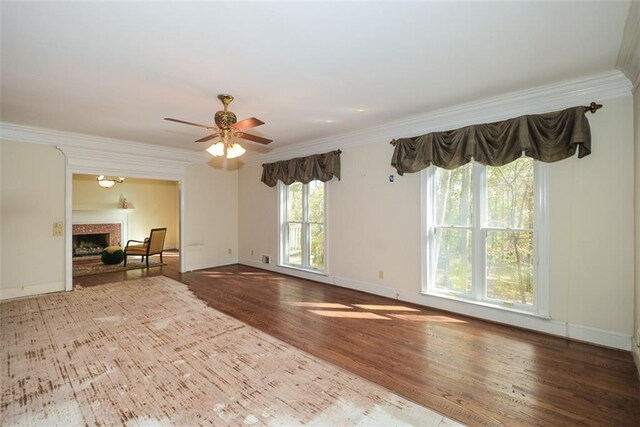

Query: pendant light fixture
[[97, 175, 125, 189]]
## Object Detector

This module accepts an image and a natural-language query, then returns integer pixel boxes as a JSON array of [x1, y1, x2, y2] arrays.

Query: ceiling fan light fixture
[[206, 142, 225, 157], [165, 94, 272, 159], [226, 143, 246, 159]]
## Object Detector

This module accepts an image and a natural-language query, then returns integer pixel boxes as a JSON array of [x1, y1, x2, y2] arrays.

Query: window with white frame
[[423, 157, 548, 314], [279, 180, 326, 273]]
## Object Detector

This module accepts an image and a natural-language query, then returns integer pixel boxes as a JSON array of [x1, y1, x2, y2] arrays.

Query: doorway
[[67, 173, 184, 288]]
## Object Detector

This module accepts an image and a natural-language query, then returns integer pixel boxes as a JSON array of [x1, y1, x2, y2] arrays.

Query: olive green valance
[[390, 106, 592, 174], [261, 150, 341, 187]]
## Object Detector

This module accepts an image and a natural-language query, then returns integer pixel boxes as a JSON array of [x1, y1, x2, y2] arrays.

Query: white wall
[[1, 140, 66, 299], [73, 175, 180, 249], [238, 95, 635, 349], [183, 162, 238, 271]]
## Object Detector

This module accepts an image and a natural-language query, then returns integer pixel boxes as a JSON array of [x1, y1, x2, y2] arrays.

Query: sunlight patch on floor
[[388, 314, 467, 323], [200, 271, 270, 277], [353, 304, 419, 312], [287, 302, 352, 309], [309, 310, 391, 320]]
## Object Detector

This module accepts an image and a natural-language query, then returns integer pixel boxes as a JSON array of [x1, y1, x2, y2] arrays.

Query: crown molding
[[57, 145, 186, 181], [243, 70, 632, 166], [0, 69, 632, 170], [617, 0, 640, 89], [0, 122, 210, 179]]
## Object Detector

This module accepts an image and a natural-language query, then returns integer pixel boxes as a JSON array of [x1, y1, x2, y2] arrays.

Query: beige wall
[[634, 83, 640, 368], [329, 141, 423, 290], [183, 162, 238, 271], [73, 175, 180, 249], [1, 140, 240, 300], [548, 96, 634, 334], [0, 139, 2, 287], [238, 95, 635, 343], [1, 140, 66, 299]]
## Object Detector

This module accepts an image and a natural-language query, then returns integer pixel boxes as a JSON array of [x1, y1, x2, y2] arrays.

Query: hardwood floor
[[76, 252, 640, 426]]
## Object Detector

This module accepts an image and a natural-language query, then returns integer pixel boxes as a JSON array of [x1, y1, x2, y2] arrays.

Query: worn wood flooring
[[3, 276, 455, 426], [75, 252, 640, 426]]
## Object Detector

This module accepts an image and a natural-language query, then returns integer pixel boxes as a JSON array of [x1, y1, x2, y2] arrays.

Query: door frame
[[63, 159, 189, 291]]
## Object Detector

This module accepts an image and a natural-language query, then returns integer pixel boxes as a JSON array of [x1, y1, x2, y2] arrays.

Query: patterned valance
[[390, 106, 592, 174], [261, 150, 341, 187]]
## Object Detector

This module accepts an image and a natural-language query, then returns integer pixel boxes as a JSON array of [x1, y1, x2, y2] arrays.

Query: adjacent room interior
[[71, 174, 180, 278], [1, 1, 639, 426]]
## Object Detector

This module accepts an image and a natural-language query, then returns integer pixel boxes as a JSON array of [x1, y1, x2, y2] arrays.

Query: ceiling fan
[[165, 94, 272, 159]]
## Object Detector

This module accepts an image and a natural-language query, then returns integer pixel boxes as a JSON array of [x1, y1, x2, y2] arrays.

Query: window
[[423, 157, 548, 315], [279, 180, 326, 273]]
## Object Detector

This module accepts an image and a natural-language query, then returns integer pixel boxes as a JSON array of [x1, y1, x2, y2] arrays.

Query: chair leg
[[124, 254, 127, 267], [160, 252, 163, 264], [146, 255, 149, 267]]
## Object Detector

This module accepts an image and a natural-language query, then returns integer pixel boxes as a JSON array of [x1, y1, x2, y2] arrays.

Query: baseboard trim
[[238, 259, 632, 351], [633, 349, 640, 379], [184, 258, 239, 273], [238, 258, 335, 285], [412, 293, 631, 351], [564, 323, 632, 351], [0, 281, 66, 301]]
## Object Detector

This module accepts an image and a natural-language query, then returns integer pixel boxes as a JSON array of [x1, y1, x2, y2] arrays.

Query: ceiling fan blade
[[237, 132, 273, 145], [195, 133, 220, 143], [232, 117, 265, 131], [165, 118, 215, 130]]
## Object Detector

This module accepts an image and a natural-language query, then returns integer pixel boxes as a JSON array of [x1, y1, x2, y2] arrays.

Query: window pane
[[435, 164, 473, 226], [287, 182, 303, 222], [309, 223, 324, 270], [434, 228, 473, 296], [487, 157, 534, 229], [286, 222, 302, 266], [486, 230, 533, 305], [308, 181, 325, 223]]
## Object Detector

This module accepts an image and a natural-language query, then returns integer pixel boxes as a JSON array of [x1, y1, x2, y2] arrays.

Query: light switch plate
[[53, 221, 63, 237]]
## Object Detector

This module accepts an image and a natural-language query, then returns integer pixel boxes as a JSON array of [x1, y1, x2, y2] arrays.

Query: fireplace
[[72, 210, 129, 259], [73, 233, 110, 257], [72, 223, 122, 258]]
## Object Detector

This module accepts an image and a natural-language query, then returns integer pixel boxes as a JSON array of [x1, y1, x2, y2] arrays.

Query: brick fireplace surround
[[72, 223, 122, 247]]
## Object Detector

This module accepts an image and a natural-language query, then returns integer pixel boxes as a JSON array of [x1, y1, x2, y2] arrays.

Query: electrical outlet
[[251, 250, 254, 256], [262, 255, 270, 264], [378, 271, 384, 279], [228, 248, 232, 255], [53, 221, 63, 237]]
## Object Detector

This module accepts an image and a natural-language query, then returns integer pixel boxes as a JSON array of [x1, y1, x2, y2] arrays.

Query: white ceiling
[[0, 1, 632, 154]]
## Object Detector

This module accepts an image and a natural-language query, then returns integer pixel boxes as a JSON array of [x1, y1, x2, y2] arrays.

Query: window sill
[[421, 291, 551, 320], [278, 264, 328, 277]]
